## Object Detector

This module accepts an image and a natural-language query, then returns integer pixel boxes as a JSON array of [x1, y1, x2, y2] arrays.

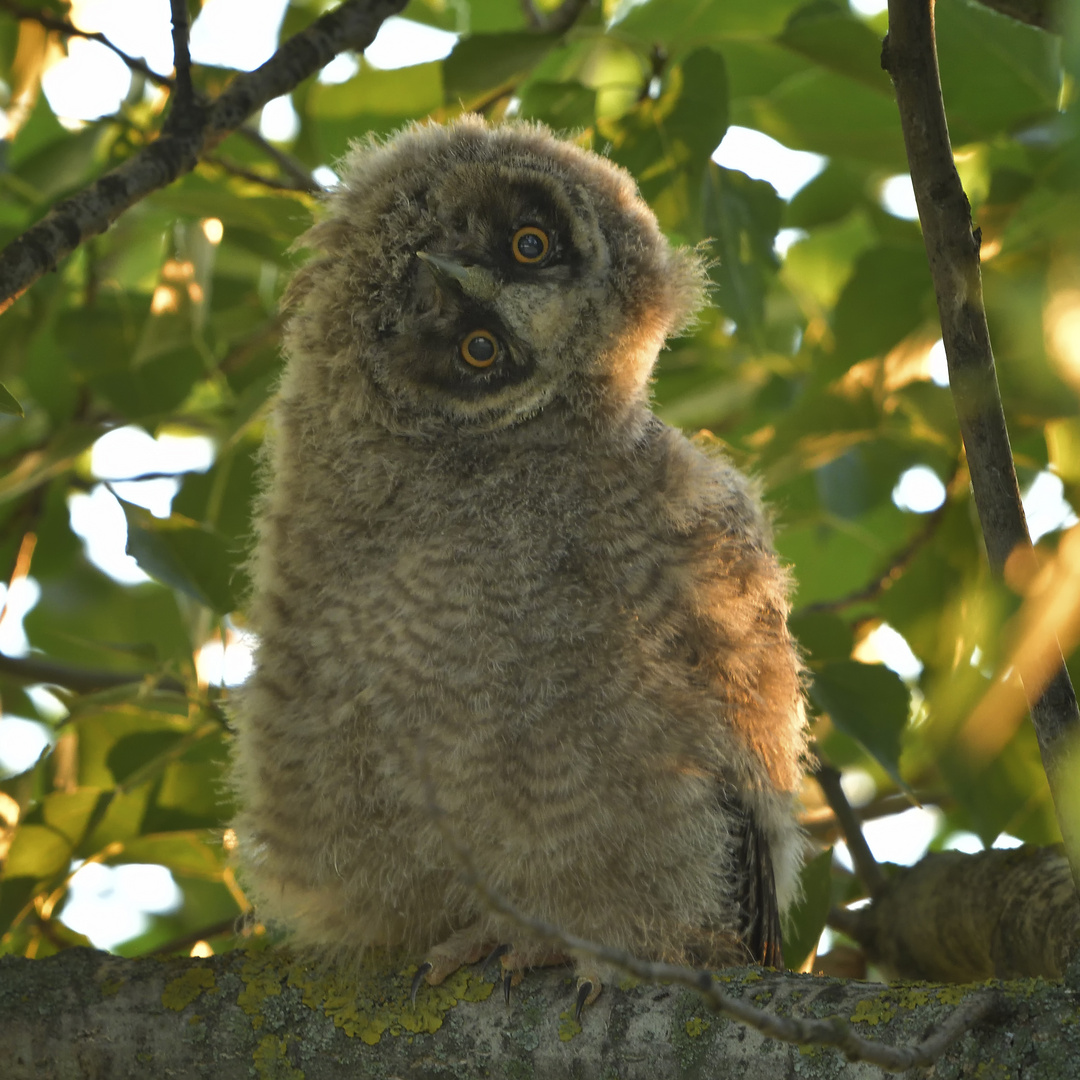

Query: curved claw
[[574, 979, 594, 1022], [410, 961, 434, 1005], [503, 971, 514, 1006], [480, 943, 512, 977]]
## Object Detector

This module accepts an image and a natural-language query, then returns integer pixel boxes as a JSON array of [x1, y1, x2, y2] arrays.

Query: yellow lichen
[[558, 1009, 582, 1041], [162, 967, 216, 1011], [851, 996, 896, 1026], [253, 1034, 304, 1080], [287, 953, 494, 1045], [685, 1016, 710, 1037], [239, 950, 286, 1030], [100, 977, 124, 997]]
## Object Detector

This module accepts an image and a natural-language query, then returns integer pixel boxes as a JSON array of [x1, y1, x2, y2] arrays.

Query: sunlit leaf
[[0, 383, 24, 417]]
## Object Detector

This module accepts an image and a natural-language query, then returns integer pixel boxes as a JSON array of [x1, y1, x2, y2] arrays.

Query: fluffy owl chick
[[231, 116, 807, 1006]]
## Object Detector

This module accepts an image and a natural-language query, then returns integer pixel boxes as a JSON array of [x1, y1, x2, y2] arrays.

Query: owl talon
[[503, 971, 514, 1005], [573, 979, 593, 1022], [410, 961, 433, 1005], [480, 943, 511, 976]]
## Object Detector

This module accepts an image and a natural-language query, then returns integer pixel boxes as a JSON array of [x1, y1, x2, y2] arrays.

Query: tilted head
[[284, 116, 707, 436]]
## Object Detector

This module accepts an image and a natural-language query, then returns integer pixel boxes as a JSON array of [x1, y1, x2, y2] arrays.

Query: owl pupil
[[466, 334, 495, 362], [517, 233, 544, 260]]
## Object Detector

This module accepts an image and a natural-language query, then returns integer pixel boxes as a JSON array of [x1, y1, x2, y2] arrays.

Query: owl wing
[[725, 795, 785, 969]]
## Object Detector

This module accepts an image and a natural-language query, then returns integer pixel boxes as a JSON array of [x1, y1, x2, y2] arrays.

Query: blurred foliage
[[0, 0, 1077, 972]]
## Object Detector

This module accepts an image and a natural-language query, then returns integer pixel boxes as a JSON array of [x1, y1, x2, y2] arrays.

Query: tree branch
[[813, 759, 887, 895], [0, 652, 185, 695], [882, 0, 1080, 894], [1, 947, 1052, 1080], [0, 0, 173, 87], [165, 0, 198, 131], [830, 845, 1079, 981], [0, 0, 407, 313]]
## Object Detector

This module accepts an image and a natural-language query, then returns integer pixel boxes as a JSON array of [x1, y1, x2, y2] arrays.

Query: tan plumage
[[230, 116, 807, 997]]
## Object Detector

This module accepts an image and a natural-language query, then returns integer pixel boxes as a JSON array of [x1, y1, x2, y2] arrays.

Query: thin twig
[[0, 0, 408, 311], [801, 789, 945, 839], [884, 0, 1080, 895], [803, 461, 963, 615], [0, 0, 173, 87], [203, 155, 321, 194], [813, 759, 887, 895], [234, 126, 322, 193], [165, 0, 198, 130], [418, 751, 1002, 1072]]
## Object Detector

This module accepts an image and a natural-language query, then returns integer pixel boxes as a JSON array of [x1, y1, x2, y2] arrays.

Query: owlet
[[231, 116, 807, 1011]]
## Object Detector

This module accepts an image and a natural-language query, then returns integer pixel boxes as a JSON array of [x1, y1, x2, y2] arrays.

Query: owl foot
[[411, 932, 603, 1019]]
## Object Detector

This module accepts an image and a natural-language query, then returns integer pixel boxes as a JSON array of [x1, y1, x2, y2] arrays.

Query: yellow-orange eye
[[460, 330, 498, 368], [512, 226, 550, 264]]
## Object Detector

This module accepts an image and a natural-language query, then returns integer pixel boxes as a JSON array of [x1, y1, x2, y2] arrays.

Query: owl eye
[[460, 330, 498, 368], [512, 226, 550, 265]]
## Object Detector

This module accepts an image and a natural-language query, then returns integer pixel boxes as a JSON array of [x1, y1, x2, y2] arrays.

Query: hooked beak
[[416, 251, 501, 303]]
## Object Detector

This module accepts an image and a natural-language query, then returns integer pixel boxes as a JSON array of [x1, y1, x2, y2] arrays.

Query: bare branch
[[0, 0, 407, 312], [0, 0, 173, 87], [883, 0, 1080, 894], [165, 0, 198, 129], [831, 846, 1079, 982], [812, 759, 887, 895]]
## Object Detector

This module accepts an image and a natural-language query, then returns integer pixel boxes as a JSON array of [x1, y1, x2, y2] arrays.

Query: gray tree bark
[[1, 947, 1077, 1079]]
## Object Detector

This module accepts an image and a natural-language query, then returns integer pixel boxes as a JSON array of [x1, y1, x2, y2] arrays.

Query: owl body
[[232, 118, 806, 975]]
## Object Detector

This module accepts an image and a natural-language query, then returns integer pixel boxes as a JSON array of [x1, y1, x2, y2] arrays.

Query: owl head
[[283, 116, 706, 436]]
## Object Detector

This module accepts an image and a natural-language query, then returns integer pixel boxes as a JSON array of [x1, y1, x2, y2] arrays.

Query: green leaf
[[2, 823, 71, 880], [787, 611, 854, 665], [300, 61, 444, 162], [739, 67, 907, 167], [832, 245, 934, 366], [25, 562, 194, 676], [107, 731, 188, 786], [517, 80, 596, 130], [56, 296, 205, 421], [444, 32, 553, 103], [605, 48, 731, 235], [122, 503, 241, 615], [936, 0, 1061, 146], [809, 659, 911, 783], [777, 2, 893, 95], [122, 832, 226, 879], [702, 162, 782, 341], [615, 0, 807, 49], [781, 847, 832, 970], [0, 383, 24, 417]]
